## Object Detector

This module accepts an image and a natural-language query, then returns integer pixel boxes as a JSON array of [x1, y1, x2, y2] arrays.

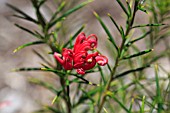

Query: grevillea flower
[[54, 32, 108, 75], [54, 48, 73, 70]]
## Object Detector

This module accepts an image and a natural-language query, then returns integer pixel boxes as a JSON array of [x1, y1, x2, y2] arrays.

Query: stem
[[43, 24, 72, 113], [60, 76, 72, 113], [97, 1, 139, 113], [66, 85, 72, 113]]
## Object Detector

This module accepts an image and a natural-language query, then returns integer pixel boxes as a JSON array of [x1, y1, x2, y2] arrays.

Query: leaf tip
[[93, 11, 98, 16], [82, 24, 86, 28], [11, 68, 17, 72], [107, 13, 111, 17], [13, 49, 18, 53], [40, 68, 46, 70]]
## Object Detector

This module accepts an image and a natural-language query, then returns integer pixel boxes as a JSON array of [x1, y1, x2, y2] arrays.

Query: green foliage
[[9, 0, 170, 113]]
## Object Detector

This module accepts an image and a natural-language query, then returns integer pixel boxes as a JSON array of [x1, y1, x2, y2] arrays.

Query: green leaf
[[33, 49, 53, 67], [29, 78, 62, 95], [131, 23, 165, 29], [50, 1, 66, 23], [98, 65, 106, 85], [154, 65, 163, 113], [12, 67, 42, 71], [31, 0, 46, 27], [51, 95, 59, 105], [13, 41, 45, 53], [15, 24, 42, 39], [107, 13, 121, 34], [81, 88, 95, 103], [126, 0, 132, 16], [106, 91, 129, 112], [48, 0, 93, 29], [40, 68, 66, 77], [113, 65, 150, 80], [70, 74, 98, 86], [138, 5, 148, 14], [73, 87, 101, 108], [122, 49, 153, 59], [149, 99, 157, 113], [125, 30, 152, 47], [140, 96, 146, 113], [12, 67, 65, 77], [44, 106, 62, 113], [6, 3, 38, 24], [116, 0, 129, 17], [63, 24, 85, 48], [129, 98, 134, 112], [94, 12, 119, 51]]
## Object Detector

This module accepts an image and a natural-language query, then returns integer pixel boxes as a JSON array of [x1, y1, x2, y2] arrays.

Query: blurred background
[[0, 0, 169, 113]]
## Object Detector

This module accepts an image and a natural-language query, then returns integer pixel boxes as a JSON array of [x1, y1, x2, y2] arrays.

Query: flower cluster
[[54, 33, 108, 75]]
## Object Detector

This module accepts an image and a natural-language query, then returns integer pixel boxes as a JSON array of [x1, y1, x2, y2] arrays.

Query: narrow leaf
[[94, 12, 118, 51], [113, 65, 150, 80], [126, 30, 152, 47], [12, 67, 65, 77], [122, 49, 153, 59], [73, 87, 101, 108], [116, 0, 129, 17], [129, 98, 134, 112], [63, 24, 85, 48], [106, 91, 129, 112], [50, 1, 66, 22], [29, 78, 62, 95], [98, 65, 106, 85], [33, 49, 53, 67], [108, 13, 121, 34], [154, 65, 163, 113], [126, 0, 132, 16], [81, 88, 95, 103], [13, 41, 45, 53], [70, 74, 98, 86], [138, 6, 148, 14], [48, 0, 93, 29], [12, 67, 42, 71], [7, 3, 38, 24], [51, 96, 58, 105], [141, 96, 146, 113], [15, 24, 42, 39], [131, 23, 165, 29]]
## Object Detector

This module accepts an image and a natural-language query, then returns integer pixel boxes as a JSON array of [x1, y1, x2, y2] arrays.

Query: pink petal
[[76, 68, 85, 75], [82, 52, 98, 70], [74, 33, 86, 53], [54, 52, 64, 64], [74, 41, 91, 53], [95, 55, 108, 66], [73, 51, 87, 63], [86, 34, 98, 48], [62, 48, 73, 57]]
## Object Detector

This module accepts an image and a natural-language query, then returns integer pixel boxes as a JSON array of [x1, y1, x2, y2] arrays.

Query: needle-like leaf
[[13, 41, 45, 53], [94, 12, 119, 51], [48, 0, 93, 29], [113, 65, 150, 80], [7, 3, 38, 24], [122, 49, 153, 59]]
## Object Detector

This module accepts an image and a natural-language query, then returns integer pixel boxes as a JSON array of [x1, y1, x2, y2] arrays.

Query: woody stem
[[97, 1, 139, 112]]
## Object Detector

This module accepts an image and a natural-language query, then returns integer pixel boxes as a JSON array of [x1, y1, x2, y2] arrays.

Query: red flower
[[54, 32, 108, 75], [54, 48, 73, 70]]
